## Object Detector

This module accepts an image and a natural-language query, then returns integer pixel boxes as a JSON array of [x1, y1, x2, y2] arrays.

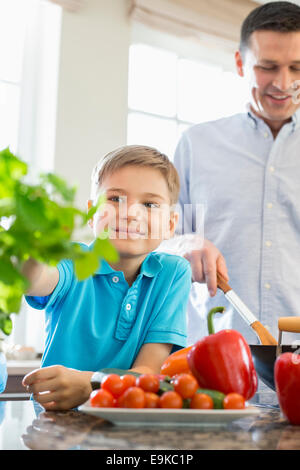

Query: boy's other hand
[[22, 365, 93, 410], [183, 239, 229, 297]]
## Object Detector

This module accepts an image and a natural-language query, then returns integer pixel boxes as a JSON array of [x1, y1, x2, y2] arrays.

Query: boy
[[22, 145, 192, 410]]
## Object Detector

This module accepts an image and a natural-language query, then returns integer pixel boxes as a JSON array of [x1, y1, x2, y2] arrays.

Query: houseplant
[[0, 147, 118, 336]]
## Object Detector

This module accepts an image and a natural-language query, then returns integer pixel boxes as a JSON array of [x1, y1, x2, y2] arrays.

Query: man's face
[[235, 30, 300, 123], [89, 165, 178, 258]]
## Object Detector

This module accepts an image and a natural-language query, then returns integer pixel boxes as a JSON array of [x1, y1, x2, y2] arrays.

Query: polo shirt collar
[[89, 240, 163, 278], [139, 253, 163, 278]]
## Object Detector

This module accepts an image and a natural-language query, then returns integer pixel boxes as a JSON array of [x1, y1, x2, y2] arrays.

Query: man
[[174, 1, 300, 345]]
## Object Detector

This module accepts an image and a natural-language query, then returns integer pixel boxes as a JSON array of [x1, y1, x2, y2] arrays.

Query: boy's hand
[[184, 239, 229, 297], [22, 366, 93, 410]]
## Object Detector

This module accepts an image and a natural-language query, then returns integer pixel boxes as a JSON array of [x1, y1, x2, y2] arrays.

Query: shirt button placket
[[260, 138, 280, 331]]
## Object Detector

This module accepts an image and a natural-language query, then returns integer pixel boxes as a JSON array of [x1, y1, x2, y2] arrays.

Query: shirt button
[[267, 202, 273, 209], [264, 132, 269, 138], [112, 276, 119, 283], [269, 166, 275, 173], [265, 240, 272, 247], [264, 283, 271, 289], [125, 303, 132, 311]]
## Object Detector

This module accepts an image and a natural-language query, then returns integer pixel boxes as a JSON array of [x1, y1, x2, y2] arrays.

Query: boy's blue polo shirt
[[25, 247, 191, 372]]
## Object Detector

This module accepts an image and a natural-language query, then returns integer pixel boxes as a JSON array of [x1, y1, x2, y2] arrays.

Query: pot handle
[[278, 317, 300, 333]]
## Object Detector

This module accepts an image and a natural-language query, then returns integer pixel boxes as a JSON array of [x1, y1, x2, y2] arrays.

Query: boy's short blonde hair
[[91, 145, 180, 205]]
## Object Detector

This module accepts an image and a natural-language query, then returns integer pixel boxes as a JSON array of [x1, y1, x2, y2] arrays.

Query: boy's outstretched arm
[[22, 344, 173, 410], [22, 258, 59, 297], [130, 343, 172, 375]]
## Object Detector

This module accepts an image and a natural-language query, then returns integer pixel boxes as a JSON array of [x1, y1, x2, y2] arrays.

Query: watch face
[[91, 371, 105, 390]]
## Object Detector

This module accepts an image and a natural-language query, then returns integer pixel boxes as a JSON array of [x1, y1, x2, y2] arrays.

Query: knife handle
[[217, 272, 278, 345], [217, 272, 231, 293], [278, 316, 300, 333], [251, 321, 278, 345]]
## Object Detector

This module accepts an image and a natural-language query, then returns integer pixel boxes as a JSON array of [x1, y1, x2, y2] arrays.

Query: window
[[127, 42, 249, 160], [1, 0, 62, 354], [0, 0, 29, 153]]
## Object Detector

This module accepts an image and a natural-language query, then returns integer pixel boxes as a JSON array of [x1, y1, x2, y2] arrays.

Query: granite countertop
[[1, 398, 300, 450]]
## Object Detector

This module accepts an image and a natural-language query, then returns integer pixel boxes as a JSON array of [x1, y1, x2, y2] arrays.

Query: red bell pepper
[[187, 307, 257, 400], [275, 352, 300, 425]]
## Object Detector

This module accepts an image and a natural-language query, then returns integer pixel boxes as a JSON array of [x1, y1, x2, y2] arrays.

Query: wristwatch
[[90, 369, 139, 390], [90, 371, 106, 390]]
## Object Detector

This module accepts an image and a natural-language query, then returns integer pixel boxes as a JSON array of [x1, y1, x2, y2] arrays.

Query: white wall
[[54, 0, 131, 212]]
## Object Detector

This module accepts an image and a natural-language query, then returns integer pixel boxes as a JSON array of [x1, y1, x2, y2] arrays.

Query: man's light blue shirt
[[26, 246, 191, 371], [174, 105, 300, 345]]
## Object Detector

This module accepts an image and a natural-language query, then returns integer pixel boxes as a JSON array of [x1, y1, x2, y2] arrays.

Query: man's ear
[[235, 50, 244, 77], [87, 199, 94, 228], [164, 211, 179, 240]]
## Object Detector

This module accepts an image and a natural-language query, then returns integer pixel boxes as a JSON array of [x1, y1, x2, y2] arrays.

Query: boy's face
[[88, 165, 178, 258]]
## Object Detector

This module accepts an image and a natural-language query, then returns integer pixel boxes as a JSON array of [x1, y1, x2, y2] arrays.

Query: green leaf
[[93, 236, 119, 263], [74, 251, 101, 281], [0, 282, 24, 314], [0, 147, 27, 181], [81, 193, 106, 225], [0, 149, 117, 335], [15, 191, 52, 232], [0, 198, 15, 218], [0, 312, 12, 336], [0, 257, 26, 285]]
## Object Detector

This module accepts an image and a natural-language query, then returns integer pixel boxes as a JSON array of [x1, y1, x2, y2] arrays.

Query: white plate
[[78, 401, 261, 427]]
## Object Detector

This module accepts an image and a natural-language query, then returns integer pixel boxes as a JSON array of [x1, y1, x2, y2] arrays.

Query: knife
[[217, 272, 277, 345]]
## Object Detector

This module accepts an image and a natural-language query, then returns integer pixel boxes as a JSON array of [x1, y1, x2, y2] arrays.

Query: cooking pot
[[250, 317, 300, 390]]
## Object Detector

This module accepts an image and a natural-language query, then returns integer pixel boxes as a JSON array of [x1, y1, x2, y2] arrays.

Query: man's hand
[[184, 239, 229, 296], [22, 366, 93, 410]]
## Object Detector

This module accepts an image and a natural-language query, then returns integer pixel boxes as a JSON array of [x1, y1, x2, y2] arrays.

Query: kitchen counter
[[1, 360, 41, 400], [0, 393, 299, 451]]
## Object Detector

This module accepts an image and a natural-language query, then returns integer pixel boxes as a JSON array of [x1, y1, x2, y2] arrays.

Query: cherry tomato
[[144, 392, 160, 408], [172, 373, 198, 399], [136, 374, 160, 393], [223, 393, 245, 409], [121, 374, 136, 390], [190, 393, 213, 409], [122, 387, 146, 408], [101, 374, 125, 398], [159, 391, 183, 409], [115, 393, 125, 408], [90, 389, 114, 408]]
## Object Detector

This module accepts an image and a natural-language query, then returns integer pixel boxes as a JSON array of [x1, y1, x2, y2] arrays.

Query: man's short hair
[[240, 1, 300, 56], [91, 145, 180, 206]]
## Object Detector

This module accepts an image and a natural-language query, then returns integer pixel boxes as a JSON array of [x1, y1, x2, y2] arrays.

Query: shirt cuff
[[144, 330, 187, 351]]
